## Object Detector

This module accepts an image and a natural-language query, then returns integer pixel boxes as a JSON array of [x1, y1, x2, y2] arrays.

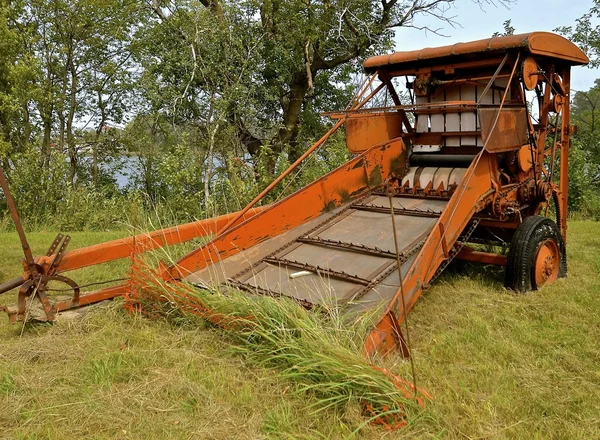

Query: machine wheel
[[505, 216, 567, 292]]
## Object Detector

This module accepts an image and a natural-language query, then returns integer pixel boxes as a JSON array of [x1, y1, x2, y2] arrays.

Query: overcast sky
[[393, 0, 598, 92]]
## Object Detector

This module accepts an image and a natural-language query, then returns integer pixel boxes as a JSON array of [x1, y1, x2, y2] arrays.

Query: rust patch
[[352, 158, 365, 170], [389, 153, 407, 177], [339, 189, 352, 204], [368, 165, 383, 187], [321, 200, 337, 214], [348, 186, 368, 199]]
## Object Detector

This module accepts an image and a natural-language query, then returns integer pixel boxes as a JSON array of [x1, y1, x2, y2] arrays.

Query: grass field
[[0, 222, 599, 439]]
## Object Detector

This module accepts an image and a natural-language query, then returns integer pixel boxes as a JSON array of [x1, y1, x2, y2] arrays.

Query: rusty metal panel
[[479, 107, 528, 152], [345, 113, 403, 154], [279, 244, 390, 279], [186, 192, 447, 314], [316, 210, 436, 255], [344, 253, 419, 317], [242, 264, 359, 306]]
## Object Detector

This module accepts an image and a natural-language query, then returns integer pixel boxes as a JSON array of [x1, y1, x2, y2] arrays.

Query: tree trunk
[[275, 73, 308, 164], [93, 93, 108, 187], [22, 104, 31, 148], [66, 60, 78, 185], [42, 113, 52, 161], [58, 69, 68, 151], [204, 121, 219, 202], [233, 72, 308, 179], [92, 145, 98, 185]]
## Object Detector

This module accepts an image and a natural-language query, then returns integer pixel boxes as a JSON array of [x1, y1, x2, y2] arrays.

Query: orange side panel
[[169, 140, 408, 278], [456, 247, 507, 265], [346, 113, 403, 154]]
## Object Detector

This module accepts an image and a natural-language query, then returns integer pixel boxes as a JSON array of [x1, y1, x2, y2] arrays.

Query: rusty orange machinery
[[0, 32, 588, 357]]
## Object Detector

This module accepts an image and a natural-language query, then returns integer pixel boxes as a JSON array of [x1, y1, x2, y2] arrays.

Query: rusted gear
[[0, 162, 79, 321], [16, 273, 80, 321]]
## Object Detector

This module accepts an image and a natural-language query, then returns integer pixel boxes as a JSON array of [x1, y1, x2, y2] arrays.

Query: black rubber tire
[[505, 215, 567, 292]]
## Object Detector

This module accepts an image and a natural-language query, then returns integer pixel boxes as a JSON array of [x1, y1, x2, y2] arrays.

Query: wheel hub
[[534, 239, 560, 287]]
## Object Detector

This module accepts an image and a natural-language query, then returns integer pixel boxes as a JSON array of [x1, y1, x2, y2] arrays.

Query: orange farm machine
[[0, 32, 589, 357]]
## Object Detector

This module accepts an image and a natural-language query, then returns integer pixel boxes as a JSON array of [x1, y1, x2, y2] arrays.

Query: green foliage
[[2, 220, 600, 438], [571, 78, 600, 163], [2, 145, 140, 231], [566, 141, 600, 219], [0, 370, 16, 396], [492, 19, 515, 37], [7, 146, 70, 226], [2, 0, 580, 232], [550, 1, 600, 218], [556, 0, 600, 67], [153, 144, 205, 221], [53, 187, 139, 231], [566, 79, 600, 218]]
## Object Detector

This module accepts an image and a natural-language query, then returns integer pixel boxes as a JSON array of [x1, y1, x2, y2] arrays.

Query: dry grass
[[1, 304, 378, 439], [1, 221, 599, 439]]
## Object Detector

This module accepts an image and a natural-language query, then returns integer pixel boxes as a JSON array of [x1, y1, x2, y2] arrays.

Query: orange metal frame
[[358, 34, 586, 355]]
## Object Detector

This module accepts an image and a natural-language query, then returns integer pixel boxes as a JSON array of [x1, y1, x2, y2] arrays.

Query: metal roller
[[409, 154, 476, 168], [416, 167, 438, 189], [401, 167, 418, 187], [401, 166, 468, 190], [433, 167, 454, 190], [448, 168, 467, 186]]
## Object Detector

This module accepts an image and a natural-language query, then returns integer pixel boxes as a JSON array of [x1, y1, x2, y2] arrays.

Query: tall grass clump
[[128, 262, 430, 431]]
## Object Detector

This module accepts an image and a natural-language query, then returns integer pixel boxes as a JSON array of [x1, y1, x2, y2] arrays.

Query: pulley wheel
[[522, 57, 539, 91], [552, 94, 564, 113]]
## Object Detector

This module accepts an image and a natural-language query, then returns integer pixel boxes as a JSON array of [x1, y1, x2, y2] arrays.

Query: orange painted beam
[[57, 207, 267, 273], [4, 284, 128, 322], [559, 67, 571, 242], [55, 284, 127, 311], [456, 247, 507, 265]]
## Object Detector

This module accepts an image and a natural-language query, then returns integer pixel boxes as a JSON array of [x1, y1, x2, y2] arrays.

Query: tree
[[4, 0, 143, 184], [557, 3, 600, 216], [141, 0, 512, 183], [0, 1, 37, 159], [560, 80, 600, 216], [556, 0, 600, 68]]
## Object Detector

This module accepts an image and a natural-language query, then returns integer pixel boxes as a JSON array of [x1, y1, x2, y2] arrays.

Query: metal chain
[[497, 176, 534, 199]]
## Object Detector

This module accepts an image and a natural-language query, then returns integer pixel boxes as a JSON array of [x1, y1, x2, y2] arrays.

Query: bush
[[567, 140, 600, 220], [1, 146, 142, 231]]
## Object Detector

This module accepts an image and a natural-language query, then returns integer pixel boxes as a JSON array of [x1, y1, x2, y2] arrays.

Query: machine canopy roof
[[363, 32, 589, 72]]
